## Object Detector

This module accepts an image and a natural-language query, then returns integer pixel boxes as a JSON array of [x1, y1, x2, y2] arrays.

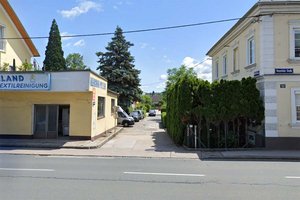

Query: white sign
[[0, 73, 51, 90]]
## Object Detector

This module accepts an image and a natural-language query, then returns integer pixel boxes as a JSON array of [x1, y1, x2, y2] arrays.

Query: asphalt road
[[0, 154, 299, 200]]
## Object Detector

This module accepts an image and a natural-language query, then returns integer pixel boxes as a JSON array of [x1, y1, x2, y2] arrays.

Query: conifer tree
[[96, 26, 142, 108], [43, 19, 66, 71]]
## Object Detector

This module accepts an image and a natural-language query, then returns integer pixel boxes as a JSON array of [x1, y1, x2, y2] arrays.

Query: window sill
[[231, 70, 240, 75], [97, 116, 105, 120], [289, 123, 300, 129], [287, 58, 300, 64], [245, 63, 256, 70], [221, 75, 228, 79]]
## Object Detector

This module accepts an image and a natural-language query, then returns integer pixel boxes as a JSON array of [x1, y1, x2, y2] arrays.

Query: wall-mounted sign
[[275, 68, 293, 74], [0, 73, 50, 90], [90, 77, 106, 90], [254, 70, 260, 77]]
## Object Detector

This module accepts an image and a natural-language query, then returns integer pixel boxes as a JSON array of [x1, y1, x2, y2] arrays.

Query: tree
[[18, 61, 33, 71], [166, 65, 197, 90], [96, 26, 142, 108], [43, 19, 66, 71], [66, 53, 87, 70]]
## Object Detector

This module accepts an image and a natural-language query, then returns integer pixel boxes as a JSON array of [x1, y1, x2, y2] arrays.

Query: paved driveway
[[99, 113, 200, 158]]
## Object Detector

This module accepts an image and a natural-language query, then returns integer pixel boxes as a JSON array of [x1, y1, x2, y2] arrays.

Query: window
[[247, 37, 255, 65], [291, 88, 300, 126], [97, 97, 105, 118], [215, 60, 219, 78], [0, 26, 5, 51], [233, 47, 239, 71], [295, 94, 300, 121], [291, 28, 300, 58], [111, 99, 115, 115], [222, 54, 227, 75]]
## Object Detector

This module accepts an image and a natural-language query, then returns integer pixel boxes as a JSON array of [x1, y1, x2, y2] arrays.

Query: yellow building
[[0, 70, 118, 140], [207, 0, 300, 149], [0, 0, 39, 68]]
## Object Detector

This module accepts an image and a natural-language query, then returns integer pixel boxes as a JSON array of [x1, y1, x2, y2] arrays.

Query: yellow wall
[[0, 92, 92, 137], [0, 6, 32, 68], [277, 81, 300, 137], [274, 14, 300, 72], [89, 73, 118, 138], [212, 21, 260, 81]]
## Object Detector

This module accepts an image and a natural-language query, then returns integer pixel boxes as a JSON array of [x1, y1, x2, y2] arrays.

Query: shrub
[[161, 112, 167, 127]]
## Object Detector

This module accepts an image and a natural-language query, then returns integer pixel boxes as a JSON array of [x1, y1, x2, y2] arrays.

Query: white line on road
[[0, 168, 55, 172], [124, 172, 205, 177], [285, 176, 300, 179]]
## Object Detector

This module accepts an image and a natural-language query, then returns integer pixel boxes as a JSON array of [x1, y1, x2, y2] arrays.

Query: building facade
[[0, 0, 39, 68], [0, 70, 118, 140], [207, 0, 300, 149]]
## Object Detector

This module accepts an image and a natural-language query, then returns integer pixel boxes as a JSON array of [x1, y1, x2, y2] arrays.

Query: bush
[[161, 112, 167, 127]]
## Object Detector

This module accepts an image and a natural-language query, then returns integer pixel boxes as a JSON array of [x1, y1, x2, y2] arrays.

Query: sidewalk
[[200, 150, 300, 161], [0, 127, 123, 149]]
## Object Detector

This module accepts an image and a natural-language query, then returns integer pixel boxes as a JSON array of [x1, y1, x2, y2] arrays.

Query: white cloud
[[160, 74, 167, 81], [63, 42, 72, 48], [182, 56, 212, 82], [60, 32, 73, 41], [73, 39, 85, 47], [59, 1, 102, 18]]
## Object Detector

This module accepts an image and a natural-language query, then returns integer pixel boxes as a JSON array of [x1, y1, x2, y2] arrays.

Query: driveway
[[99, 113, 200, 158]]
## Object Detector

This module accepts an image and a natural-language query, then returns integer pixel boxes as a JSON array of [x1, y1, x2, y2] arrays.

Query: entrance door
[[34, 105, 58, 139], [34, 105, 47, 139]]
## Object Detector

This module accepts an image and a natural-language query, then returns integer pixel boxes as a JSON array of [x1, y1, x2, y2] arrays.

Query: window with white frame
[[222, 54, 227, 75], [247, 36, 255, 65], [0, 26, 5, 51], [291, 28, 300, 59], [291, 89, 300, 126], [295, 94, 300, 121], [233, 47, 239, 72], [215, 60, 219, 78]]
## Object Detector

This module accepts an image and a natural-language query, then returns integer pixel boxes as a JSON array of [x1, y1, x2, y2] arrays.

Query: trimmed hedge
[[161, 112, 167, 128]]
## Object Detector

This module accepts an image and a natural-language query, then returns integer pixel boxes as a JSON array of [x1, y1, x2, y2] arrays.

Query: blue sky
[[9, 0, 258, 93]]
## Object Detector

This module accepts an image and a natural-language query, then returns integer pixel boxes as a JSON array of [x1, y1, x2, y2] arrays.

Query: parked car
[[117, 106, 135, 127], [130, 111, 140, 122], [136, 110, 144, 119], [148, 109, 156, 116]]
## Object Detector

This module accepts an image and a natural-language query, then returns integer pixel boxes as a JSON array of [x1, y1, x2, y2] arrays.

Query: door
[[47, 105, 58, 139], [34, 105, 58, 139], [34, 105, 47, 139], [62, 108, 69, 136]]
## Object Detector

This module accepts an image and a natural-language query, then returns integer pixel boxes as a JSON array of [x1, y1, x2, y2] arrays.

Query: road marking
[[124, 172, 205, 177], [285, 176, 300, 179], [38, 156, 114, 159], [0, 168, 55, 172]]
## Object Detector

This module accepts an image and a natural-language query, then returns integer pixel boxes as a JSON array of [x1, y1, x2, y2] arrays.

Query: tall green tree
[[96, 26, 142, 108], [43, 19, 66, 71], [66, 53, 87, 70]]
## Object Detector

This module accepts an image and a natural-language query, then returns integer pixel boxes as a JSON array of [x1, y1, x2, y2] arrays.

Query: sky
[[9, 0, 258, 93]]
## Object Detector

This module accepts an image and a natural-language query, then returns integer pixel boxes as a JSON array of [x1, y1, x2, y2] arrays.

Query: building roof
[[0, 0, 39, 57]]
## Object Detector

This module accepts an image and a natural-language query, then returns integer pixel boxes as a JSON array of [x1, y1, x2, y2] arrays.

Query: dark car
[[130, 111, 140, 122], [148, 109, 156, 116]]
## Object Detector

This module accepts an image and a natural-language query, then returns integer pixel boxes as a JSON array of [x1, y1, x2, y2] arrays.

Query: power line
[[2, 14, 268, 40]]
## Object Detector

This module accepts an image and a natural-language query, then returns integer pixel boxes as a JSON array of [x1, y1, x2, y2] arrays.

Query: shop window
[[98, 96, 105, 118], [111, 99, 115, 115]]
